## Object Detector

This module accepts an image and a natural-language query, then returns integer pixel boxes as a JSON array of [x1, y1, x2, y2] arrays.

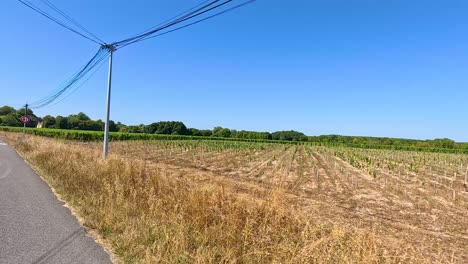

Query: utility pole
[[22, 103, 28, 139], [17, 0, 255, 159], [103, 45, 115, 159]]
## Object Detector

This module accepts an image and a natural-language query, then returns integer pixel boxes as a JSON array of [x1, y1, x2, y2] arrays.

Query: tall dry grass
[[2, 132, 414, 263]]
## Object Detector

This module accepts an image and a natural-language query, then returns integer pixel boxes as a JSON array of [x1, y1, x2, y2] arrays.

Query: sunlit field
[[2, 131, 467, 263]]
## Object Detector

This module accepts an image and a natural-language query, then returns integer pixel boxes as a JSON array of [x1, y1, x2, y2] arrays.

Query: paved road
[[0, 141, 112, 264]]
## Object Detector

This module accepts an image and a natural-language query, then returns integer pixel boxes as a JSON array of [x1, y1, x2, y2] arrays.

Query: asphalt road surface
[[0, 140, 112, 264]]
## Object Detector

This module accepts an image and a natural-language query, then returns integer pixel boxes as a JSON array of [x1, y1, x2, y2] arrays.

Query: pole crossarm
[[101, 44, 116, 52]]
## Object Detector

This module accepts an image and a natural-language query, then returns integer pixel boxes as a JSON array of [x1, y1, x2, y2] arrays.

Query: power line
[[29, 49, 104, 106], [42, 55, 109, 109], [125, 0, 213, 42], [39, 0, 105, 44], [113, 0, 235, 48], [26, 0, 256, 110], [18, 0, 257, 157], [118, 0, 256, 49], [29, 48, 109, 109], [32, 50, 108, 108], [17, 0, 104, 45], [31, 50, 106, 104]]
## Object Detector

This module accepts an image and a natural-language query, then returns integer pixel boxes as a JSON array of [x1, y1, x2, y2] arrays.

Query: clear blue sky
[[1, 0, 467, 141]]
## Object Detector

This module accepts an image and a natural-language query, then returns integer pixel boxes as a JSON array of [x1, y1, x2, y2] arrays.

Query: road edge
[[9, 144, 120, 264]]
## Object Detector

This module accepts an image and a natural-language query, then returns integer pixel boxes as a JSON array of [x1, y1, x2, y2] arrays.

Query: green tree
[[432, 138, 456, 149], [13, 107, 38, 127], [109, 120, 118, 132], [42, 115, 56, 128], [213, 126, 232, 138], [55, 116, 68, 129], [146, 121, 189, 135], [16, 107, 34, 117], [189, 128, 212, 137], [116, 122, 128, 132], [0, 106, 15, 116], [0, 114, 21, 127], [83, 120, 102, 131], [76, 112, 91, 121], [272, 131, 308, 141]]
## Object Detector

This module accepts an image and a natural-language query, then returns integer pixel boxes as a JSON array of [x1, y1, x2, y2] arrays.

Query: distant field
[[1, 131, 468, 263], [2, 126, 467, 154], [0, 126, 300, 144]]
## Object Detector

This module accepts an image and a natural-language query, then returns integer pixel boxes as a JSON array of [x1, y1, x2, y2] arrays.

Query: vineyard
[[0, 126, 300, 144], [2, 126, 468, 155], [106, 140, 468, 260], [2, 131, 468, 263]]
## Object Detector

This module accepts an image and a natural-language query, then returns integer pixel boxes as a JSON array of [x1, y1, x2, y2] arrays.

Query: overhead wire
[[112, 0, 232, 48], [123, 0, 213, 43], [39, 0, 105, 44], [31, 53, 108, 109], [42, 54, 109, 109], [118, 0, 256, 49], [21, 0, 256, 109], [29, 53, 102, 108], [17, 0, 104, 45], [116, 0, 223, 42], [29, 47, 109, 109]]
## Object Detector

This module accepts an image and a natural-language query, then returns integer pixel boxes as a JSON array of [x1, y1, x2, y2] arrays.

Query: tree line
[[0, 106, 308, 142], [309, 135, 467, 150], [119, 123, 308, 141], [0, 106, 39, 127], [1, 105, 466, 149]]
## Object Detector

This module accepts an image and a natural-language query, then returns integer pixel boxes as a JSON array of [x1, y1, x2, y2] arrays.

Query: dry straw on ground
[[3, 132, 464, 263]]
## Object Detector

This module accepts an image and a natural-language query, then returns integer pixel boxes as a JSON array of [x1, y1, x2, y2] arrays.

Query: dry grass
[[1, 132, 439, 263]]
